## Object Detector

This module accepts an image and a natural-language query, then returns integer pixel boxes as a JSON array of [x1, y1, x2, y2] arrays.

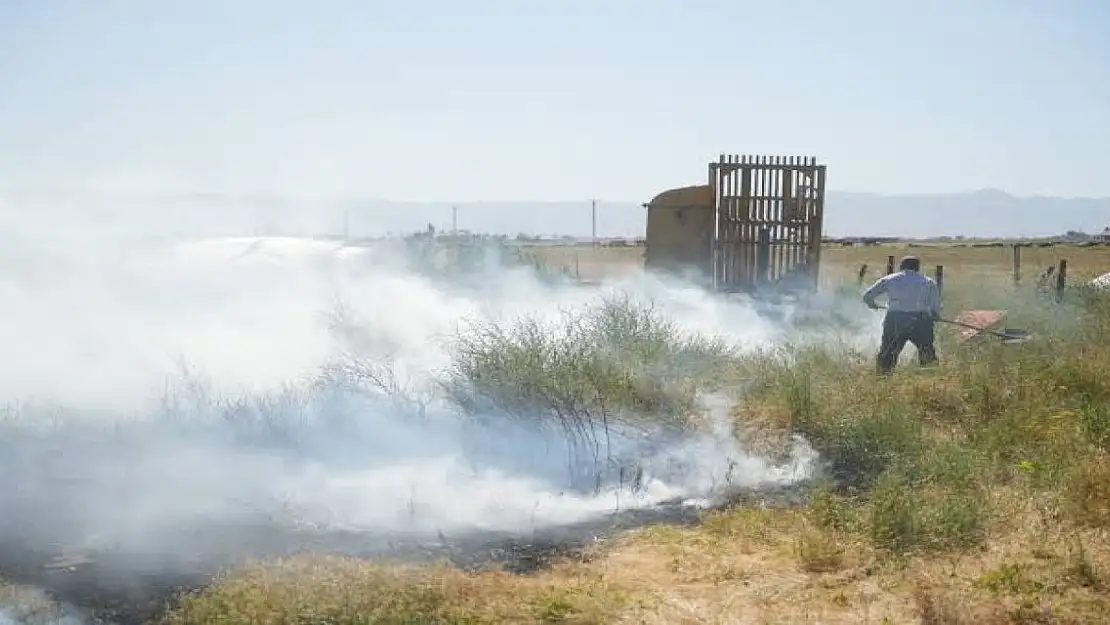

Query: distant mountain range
[[822, 189, 1109, 239], [1, 188, 1107, 240]]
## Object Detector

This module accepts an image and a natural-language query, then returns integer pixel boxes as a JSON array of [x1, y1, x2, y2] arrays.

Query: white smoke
[[0, 585, 89, 625], [0, 211, 854, 622], [0, 609, 87, 625]]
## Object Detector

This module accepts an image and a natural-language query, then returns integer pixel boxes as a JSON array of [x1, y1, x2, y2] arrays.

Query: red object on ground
[[952, 309, 1007, 342]]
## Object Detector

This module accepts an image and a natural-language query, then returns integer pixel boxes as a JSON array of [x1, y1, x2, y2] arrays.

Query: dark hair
[[899, 256, 921, 272]]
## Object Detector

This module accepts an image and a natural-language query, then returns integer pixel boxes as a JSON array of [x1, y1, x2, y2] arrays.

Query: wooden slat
[[710, 154, 826, 292], [782, 158, 794, 279], [809, 163, 826, 289], [767, 158, 775, 283], [708, 161, 718, 289], [724, 155, 732, 288], [797, 159, 808, 283], [718, 159, 726, 289], [724, 159, 732, 287], [713, 157, 721, 288], [791, 156, 802, 272], [757, 156, 762, 287], [748, 160, 757, 286], [769, 160, 775, 282], [775, 158, 782, 277], [737, 159, 743, 288]]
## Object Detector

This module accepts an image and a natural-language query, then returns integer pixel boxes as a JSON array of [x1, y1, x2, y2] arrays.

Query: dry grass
[[161, 556, 634, 625], [157, 245, 1110, 624], [822, 243, 1110, 286], [522, 241, 1110, 286], [523, 244, 645, 283], [156, 504, 1110, 624]]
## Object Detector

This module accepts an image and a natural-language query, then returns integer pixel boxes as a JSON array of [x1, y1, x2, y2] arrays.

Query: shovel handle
[[872, 305, 1016, 339], [935, 317, 1019, 339]]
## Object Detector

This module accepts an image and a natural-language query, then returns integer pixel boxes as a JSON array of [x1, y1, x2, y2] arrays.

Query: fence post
[[886, 255, 895, 275], [1012, 244, 1021, 285], [1056, 259, 1067, 301], [935, 265, 944, 297]]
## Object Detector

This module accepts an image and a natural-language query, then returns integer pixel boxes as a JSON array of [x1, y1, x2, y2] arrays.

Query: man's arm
[[862, 276, 889, 309], [926, 280, 942, 319]]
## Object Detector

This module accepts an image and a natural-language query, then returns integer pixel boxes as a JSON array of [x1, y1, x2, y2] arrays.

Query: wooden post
[[857, 263, 868, 286], [935, 265, 944, 296], [886, 255, 895, 275], [1056, 259, 1067, 301], [756, 227, 771, 286], [1012, 244, 1021, 285]]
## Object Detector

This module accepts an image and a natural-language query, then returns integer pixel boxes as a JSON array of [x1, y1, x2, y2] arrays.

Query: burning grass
[[20, 279, 1110, 623]]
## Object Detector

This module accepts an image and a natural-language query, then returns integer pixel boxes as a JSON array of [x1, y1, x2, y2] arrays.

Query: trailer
[[644, 154, 827, 294]]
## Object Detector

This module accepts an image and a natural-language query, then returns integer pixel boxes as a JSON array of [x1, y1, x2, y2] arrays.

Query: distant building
[[1096, 227, 1110, 243]]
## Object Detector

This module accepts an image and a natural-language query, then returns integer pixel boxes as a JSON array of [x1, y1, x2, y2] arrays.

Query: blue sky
[[1, 0, 1108, 202]]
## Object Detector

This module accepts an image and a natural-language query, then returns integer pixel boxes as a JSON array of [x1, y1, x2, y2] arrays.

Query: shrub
[[440, 294, 739, 448]]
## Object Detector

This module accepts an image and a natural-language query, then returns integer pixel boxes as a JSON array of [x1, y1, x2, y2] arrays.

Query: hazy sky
[[2, 0, 1108, 202]]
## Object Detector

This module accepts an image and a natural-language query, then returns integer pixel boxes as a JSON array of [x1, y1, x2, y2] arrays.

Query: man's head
[[899, 256, 921, 272]]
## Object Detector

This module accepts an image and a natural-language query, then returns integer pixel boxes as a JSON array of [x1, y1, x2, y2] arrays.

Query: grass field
[[822, 243, 1110, 286], [12, 243, 1110, 624], [522, 241, 1110, 286]]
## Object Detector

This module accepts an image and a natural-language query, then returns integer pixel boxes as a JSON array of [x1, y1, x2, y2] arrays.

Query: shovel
[[874, 305, 1033, 343]]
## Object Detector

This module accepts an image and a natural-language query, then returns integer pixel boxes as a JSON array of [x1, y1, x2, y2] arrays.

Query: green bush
[[440, 294, 739, 446]]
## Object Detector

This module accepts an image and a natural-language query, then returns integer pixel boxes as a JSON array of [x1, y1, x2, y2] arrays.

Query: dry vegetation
[[523, 244, 645, 283], [14, 243, 1110, 624], [822, 243, 1110, 285], [525, 240, 1110, 285], [165, 245, 1110, 624]]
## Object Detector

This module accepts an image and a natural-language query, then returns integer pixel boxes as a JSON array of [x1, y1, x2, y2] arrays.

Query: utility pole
[[591, 199, 598, 246], [451, 205, 458, 236]]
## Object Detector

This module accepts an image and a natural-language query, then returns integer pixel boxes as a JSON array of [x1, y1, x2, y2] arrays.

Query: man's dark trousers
[[877, 310, 938, 375]]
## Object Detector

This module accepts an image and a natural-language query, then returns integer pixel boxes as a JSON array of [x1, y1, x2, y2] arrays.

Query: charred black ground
[[0, 483, 809, 625]]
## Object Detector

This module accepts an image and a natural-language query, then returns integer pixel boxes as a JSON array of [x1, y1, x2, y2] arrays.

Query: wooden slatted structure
[[710, 154, 826, 292]]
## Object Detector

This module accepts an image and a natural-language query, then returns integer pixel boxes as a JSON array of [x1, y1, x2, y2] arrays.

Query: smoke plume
[[0, 207, 853, 621]]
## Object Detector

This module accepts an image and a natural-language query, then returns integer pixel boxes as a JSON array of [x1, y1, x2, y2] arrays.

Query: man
[[862, 256, 941, 375]]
